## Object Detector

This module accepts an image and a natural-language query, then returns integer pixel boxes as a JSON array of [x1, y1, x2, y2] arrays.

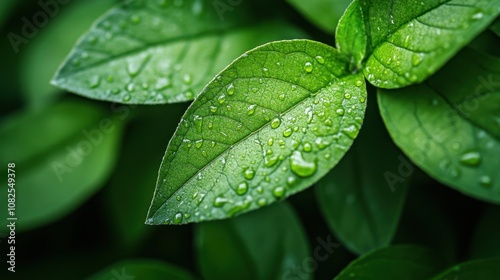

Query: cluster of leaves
[[1, 0, 500, 278]]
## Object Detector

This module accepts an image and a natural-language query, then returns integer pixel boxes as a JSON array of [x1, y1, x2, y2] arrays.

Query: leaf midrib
[[54, 21, 276, 79]]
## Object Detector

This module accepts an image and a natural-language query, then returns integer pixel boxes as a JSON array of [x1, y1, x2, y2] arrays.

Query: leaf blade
[[146, 39, 367, 225], [51, 0, 304, 104], [378, 48, 500, 203], [341, 0, 500, 88]]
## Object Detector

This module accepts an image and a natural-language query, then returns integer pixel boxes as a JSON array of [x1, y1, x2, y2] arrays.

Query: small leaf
[[334, 245, 446, 280], [316, 97, 408, 255], [468, 205, 500, 259], [52, 0, 304, 104], [196, 202, 311, 280], [378, 48, 500, 203], [338, 0, 500, 88], [20, 0, 115, 108], [335, 0, 367, 69], [287, 0, 351, 34], [431, 258, 500, 280], [86, 260, 195, 280], [0, 99, 124, 231], [146, 39, 367, 225]]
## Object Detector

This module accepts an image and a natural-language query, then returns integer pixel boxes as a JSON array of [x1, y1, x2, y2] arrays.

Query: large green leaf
[[196, 202, 311, 280], [0, 99, 123, 232], [378, 48, 500, 203], [86, 260, 195, 280], [20, 0, 115, 108], [51, 0, 304, 104], [468, 205, 500, 259], [338, 0, 500, 88], [146, 39, 367, 225], [335, 0, 367, 69], [287, 0, 351, 34], [431, 258, 500, 280], [334, 245, 445, 280], [316, 97, 408, 255]]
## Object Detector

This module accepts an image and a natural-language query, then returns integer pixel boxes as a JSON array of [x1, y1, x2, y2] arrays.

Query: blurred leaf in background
[[0, 98, 124, 232], [196, 202, 311, 280], [316, 95, 408, 255], [87, 260, 196, 280], [19, 0, 115, 108], [286, 0, 351, 34]]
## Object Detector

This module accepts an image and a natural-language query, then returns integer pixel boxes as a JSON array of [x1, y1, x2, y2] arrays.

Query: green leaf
[[51, 0, 304, 104], [316, 97, 408, 255], [335, 0, 367, 69], [20, 0, 115, 108], [287, 0, 351, 34], [146, 39, 367, 225], [491, 17, 500, 37], [105, 104, 186, 249], [468, 206, 500, 259], [0, 99, 124, 232], [334, 245, 445, 280], [378, 48, 500, 203], [86, 260, 195, 280], [196, 202, 311, 280], [431, 258, 500, 280], [340, 0, 500, 88]]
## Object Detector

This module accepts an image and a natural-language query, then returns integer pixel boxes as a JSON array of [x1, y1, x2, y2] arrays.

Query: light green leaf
[[52, 0, 304, 104], [146, 39, 367, 225], [287, 0, 351, 34], [378, 48, 500, 203], [0, 99, 123, 232], [431, 258, 500, 280], [20, 0, 115, 108], [316, 98, 408, 255], [196, 202, 311, 280], [86, 260, 195, 280], [334, 245, 445, 280], [468, 205, 500, 259], [342, 0, 500, 88], [335, 0, 366, 69]]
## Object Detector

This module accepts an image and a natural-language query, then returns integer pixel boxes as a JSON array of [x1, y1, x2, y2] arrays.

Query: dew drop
[[173, 213, 183, 224], [218, 94, 226, 104], [278, 93, 285, 100], [213, 196, 228, 207], [236, 182, 248, 195], [247, 104, 256, 115], [184, 213, 191, 219], [195, 139, 203, 149], [89, 75, 101, 88], [459, 151, 482, 167], [273, 186, 286, 199], [126, 83, 135, 92], [342, 125, 358, 139], [244, 168, 255, 180], [226, 83, 235, 95], [271, 118, 281, 129], [355, 80, 363, 87], [290, 151, 317, 177], [344, 93, 351, 99], [122, 94, 131, 102], [315, 56, 325, 64], [257, 198, 267, 206], [412, 53, 424, 66], [268, 137, 274, 146], [479, 175, 492, 187], [265, 155, 279, 167], [336, 108, 345, 116], [472, 12, 484, 20], [193, 115, 203, 132], [283, 128, 293, 137], [304, 62, 313, 73], [303, 142, 312, 152], [287, 176, 297, 186]]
